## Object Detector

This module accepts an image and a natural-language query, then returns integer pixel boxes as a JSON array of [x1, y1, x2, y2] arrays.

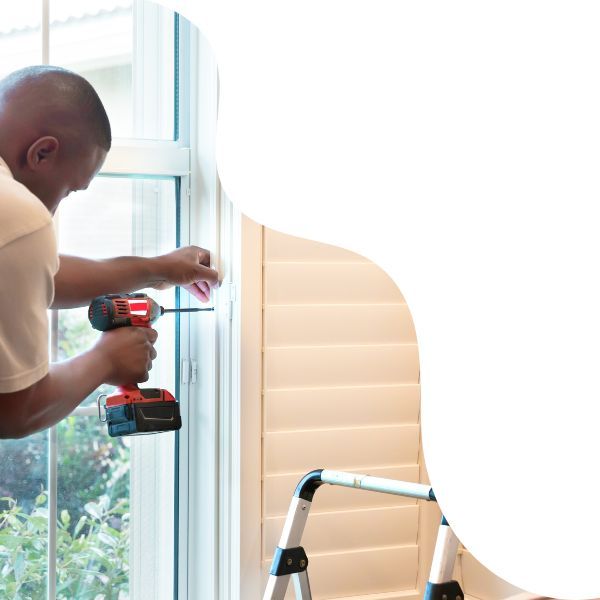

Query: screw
[[301, 505, 306, 511], [299, 559, 306, 568], [286, 558, 293, 566], [456, 596, 463, 600], [442, 595, 447, 600]]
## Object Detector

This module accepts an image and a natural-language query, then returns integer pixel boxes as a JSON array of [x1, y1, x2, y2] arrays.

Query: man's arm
[[52, 246, 220, 309], [0, 327, 157, 439]]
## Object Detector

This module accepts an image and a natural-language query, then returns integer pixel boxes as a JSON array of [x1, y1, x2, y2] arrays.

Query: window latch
[[223, 282, 236, 320], [181, 358, 190, 384], [191, 359, 198, 384], [181, 359, 198, 384]]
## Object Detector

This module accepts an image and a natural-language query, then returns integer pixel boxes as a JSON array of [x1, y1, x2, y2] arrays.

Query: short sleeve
[[0, 223, 58, 393]]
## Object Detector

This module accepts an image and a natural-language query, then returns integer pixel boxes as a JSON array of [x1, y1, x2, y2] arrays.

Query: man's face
[[37, 144, 107, 214]]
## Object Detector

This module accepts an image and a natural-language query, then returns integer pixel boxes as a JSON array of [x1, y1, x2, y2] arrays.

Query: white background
[[154, 2, 600, 597]]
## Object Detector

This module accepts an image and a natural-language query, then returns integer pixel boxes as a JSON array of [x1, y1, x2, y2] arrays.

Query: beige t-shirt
[[0, 156, 59, 393]]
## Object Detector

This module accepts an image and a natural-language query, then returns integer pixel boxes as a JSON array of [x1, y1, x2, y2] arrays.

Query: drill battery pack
[[99, 387, 182, 437], [105, 401, 182, 437]]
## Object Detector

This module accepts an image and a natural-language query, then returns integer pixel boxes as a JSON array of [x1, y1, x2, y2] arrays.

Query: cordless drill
[[88, 293, 213, 437]]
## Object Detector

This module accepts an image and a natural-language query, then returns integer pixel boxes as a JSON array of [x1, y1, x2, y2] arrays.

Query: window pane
[[54, 176, 178, 599], [0, 431, 49, 599], [50, 0, 176, 140], [0, 1, 42, 78]]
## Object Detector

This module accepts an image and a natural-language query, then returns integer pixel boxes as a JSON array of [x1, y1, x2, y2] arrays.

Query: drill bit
[[162, 307, 214, 313]]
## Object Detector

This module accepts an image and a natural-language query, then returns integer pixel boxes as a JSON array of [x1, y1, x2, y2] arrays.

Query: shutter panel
[[261, 228, 426, 599]]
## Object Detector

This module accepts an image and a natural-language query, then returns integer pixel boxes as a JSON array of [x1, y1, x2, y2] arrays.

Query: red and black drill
[[88, 293, 213, 437]]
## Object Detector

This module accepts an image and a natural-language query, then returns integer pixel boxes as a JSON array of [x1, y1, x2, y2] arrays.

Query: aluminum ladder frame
[[263, 469, 463, 600]]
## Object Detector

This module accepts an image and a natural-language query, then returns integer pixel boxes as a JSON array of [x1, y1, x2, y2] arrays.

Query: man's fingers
[[195, 246, 211, 267], [183, 283, 209, 303], [186, 245, 211, 267], [157, 246, 220, 301], [193, 263, 220, 287], [144, 328, 159, 344], [197, 280, 211, 296]]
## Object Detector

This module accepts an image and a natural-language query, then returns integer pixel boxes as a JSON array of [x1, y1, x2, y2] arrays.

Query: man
[[0, 65, 219, 439]]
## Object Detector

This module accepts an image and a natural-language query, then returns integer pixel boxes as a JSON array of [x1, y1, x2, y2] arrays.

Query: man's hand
[[94, 327, 158, 385], [0, 327, 159, 439], [151, 246, 220, 303]]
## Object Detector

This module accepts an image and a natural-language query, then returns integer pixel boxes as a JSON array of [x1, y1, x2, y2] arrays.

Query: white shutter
[[261, 228, 427, 599]]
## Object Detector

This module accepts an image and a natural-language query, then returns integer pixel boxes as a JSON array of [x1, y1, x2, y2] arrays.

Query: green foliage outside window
[[0, 491, 129, 600], [0, 310, 131, 599]]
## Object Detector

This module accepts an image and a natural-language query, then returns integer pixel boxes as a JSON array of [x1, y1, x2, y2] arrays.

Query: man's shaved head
[[0, 66, 110, 213], [0, 65, 111, 153]]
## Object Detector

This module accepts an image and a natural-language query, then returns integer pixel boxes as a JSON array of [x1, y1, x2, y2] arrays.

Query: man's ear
[[26, 136, 60, 171]]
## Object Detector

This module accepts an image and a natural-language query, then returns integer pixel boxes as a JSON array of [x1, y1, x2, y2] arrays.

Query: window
[[0, 2, 42, 77], [54, 176, 179, 599], [0, 4, 225, 599]]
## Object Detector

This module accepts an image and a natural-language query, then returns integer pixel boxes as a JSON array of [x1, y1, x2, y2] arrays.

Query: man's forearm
[[0, 349, 112, 439], [52, 255, 166, 309]]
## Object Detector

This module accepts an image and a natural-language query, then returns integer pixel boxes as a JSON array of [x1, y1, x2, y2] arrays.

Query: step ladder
[[263, 469, 463, 600]]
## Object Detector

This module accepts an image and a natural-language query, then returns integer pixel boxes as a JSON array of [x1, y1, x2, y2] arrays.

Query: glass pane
[[0, 431, 49, 599], [0, 1, 42, 79], [54, 176, 178, 599], [50, 0, 176, 140]]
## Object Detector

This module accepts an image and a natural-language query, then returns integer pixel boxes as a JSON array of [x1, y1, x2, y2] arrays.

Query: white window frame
[[172, 23, 221, 600]]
